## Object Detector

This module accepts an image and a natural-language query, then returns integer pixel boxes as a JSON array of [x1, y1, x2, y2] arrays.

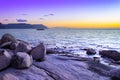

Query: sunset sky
[[0, 0, 120, 28]]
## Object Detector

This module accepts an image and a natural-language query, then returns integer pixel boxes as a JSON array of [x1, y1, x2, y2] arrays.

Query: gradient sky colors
[[0, 0, 120, 28]]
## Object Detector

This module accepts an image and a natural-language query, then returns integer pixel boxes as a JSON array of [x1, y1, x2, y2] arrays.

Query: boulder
[[0, 41, 12, 49], [1, 73, 19, 80], [0, 33, 16, 44], [11, 52, 33, 69], [30, 43, 46, 61], [99, 50, 120, 61], [0, 50, 11, 71], [15, 41, 32, 53], [46, 48, 56, 54], [10, 42, 19, 50], [85, 48, 96, 55]]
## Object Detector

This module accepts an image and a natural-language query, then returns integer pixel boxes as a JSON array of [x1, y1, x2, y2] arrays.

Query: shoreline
[[0, 33, 120, 80]]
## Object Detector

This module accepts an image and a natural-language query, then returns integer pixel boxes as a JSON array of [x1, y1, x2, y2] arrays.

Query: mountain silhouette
[[0, 23, 48, 29]]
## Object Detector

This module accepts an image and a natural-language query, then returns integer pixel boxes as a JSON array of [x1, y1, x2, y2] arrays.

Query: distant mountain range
[[0, 23, 48, 29]]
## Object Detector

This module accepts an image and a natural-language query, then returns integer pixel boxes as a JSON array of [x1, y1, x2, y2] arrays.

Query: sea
[[0, 28, 120, 67]]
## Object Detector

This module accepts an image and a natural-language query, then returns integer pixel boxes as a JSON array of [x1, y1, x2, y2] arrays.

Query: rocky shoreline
[[0, 33, 120, 80]]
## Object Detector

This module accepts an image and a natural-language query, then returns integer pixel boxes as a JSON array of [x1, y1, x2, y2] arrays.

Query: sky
[[0, 0, 120, 28]]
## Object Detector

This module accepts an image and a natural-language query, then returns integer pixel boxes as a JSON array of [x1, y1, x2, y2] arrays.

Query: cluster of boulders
[[82, 47, 120, 62], [0, 33, 46, 70]]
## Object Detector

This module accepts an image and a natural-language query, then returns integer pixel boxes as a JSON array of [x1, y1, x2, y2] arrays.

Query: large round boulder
[[30, 43, 46, 61], [99, 50, 120, 61], [0, 50, 11, 71], [15, 40, 32, 53], [11, 52, 33, 69], [1, 73, 19, 80], [0, 33, 16, 44]]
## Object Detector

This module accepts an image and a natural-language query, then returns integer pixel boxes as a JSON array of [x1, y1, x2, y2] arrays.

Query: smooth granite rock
[[30, 43, 46, 61], [15, 40, 32, 53], [0, 54, 111, 80], [11, 52, 33, 69], [0, 50, 11, 71], [0, 33, 16, 44], [33, 54, 110, 80]]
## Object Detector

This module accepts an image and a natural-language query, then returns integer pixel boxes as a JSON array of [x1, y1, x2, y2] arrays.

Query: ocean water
[[0, 28, 120, 67], [0, 28, 120, 50]]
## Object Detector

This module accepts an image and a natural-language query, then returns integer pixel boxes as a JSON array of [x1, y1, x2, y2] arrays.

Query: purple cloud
[[44, 15, 49, 17], [44, 14, 54, 17], [4, 19, 8, 21], [40, 18, 44, 20], [49, 14, 54, 16], [17, 19, 27, 22]]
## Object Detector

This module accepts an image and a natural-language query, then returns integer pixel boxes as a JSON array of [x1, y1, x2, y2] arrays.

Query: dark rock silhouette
[[99, 50, 120, 61], [46, 48, 56, 54], [11, 52, 33, 69], [0, 50, 11, 71], [30, 43, 46, 61], [82, 48, 96, 55], [86, 48, 96, 55], [0, 23, 48, 29]]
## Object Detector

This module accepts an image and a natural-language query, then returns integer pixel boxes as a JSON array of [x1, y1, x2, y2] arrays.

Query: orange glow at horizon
[[30, 21, 120, 28]]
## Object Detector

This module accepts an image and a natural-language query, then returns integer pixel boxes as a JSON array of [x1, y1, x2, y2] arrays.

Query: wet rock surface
[[0, 54, 111, 80]]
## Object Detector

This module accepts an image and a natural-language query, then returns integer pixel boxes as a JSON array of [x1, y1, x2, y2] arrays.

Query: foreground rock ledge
[[0, 54, 110, 80]]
